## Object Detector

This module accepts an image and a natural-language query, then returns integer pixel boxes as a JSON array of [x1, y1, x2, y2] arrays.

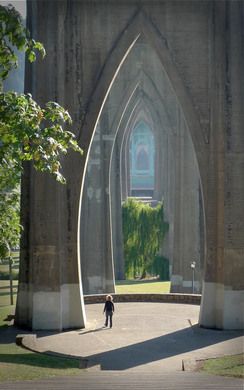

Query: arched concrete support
[[170, 109, 203, 293], [78, 2, 243, 328], [199, 1, 244, 329], [118, 94, 203, 292], [79, 118, 116, 294], [16, 1, 86, 330], [17, 0, 243, 330], [113, 64, 203, 291], [85, 59, 175, 282], [80, 82, 141, 290]]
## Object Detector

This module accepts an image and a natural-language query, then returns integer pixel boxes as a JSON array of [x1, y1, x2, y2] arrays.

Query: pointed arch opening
[[78, 8, 206, 306]]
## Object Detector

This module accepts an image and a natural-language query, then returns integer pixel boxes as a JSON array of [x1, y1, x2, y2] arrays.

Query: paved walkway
[[1, 371, 243, 390], [1, 302, 244, 389]]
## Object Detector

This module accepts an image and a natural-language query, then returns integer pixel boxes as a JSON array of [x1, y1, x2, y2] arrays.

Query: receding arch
[[129, 120, 155, 196], [78, 8, 207, 193]]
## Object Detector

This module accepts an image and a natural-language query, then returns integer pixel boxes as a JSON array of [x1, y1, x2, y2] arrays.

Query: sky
[[0, 0, 26, 17]]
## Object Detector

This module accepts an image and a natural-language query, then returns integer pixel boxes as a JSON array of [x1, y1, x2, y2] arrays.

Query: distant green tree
[[0, 4, 83, 259], [122, 198, 169, 279]]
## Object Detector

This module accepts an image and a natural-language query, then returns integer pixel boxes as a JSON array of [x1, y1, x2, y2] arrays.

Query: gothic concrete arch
[[76, 14, 208, 296], [111, 79, 203, 292], [77, 4, 209, 322], [80, 61, 178, 288], [79, 8, 207, 186], [17, 1, 243, 330]]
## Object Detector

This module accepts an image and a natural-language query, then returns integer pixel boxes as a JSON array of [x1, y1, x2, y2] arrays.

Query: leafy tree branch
[[0, 4, 83, 259]]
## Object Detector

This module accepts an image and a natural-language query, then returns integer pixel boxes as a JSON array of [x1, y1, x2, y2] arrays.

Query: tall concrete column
[[200, 1, 244, 329], [110, 141, 125, 280], [15, 1, 86, 330], [222, 1, 244, 328], [80, 118, 115, 294], [179, 123, 202, 293], [171, 109, 184, 292], [171, 108, 202, 293]]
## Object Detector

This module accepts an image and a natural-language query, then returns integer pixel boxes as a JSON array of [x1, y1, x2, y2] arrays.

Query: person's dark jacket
[[104, 301, 114, 313]]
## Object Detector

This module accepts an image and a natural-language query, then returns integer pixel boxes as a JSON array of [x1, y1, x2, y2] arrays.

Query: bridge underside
[[15, 0, 244, 330]]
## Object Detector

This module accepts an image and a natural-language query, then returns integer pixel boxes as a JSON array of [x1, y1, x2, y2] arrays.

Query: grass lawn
[[115, 279, 171, 294], [0, 280, 18, 307], [0, 306, 83, 382], [0, 305, 15, 327], [200, 354, 244, 378], [0, 343, 83, 382]]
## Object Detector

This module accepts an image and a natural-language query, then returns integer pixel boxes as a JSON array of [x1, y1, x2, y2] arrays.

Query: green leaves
[[0, 4, 45, 86], [0, 4, 83, 258], [0, 186, 21, 259], [0, 91, 83, 184]]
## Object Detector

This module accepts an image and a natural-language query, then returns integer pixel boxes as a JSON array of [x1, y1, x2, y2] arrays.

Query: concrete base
[[16, 284, 86, 331], [171, 275, 201, 294], [199, 282, 244, 330], [86, 276, 115, 295]]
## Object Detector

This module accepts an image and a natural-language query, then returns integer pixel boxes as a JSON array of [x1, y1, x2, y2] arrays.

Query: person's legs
[[105, 312, 108, 327], [109, 312, 113, 328]]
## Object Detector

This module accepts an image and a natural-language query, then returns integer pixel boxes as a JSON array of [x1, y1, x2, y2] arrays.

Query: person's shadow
[[79, 326, 110, 335]]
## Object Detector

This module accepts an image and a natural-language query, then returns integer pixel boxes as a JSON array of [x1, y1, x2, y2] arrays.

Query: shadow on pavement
[[78, 326, 110, 335], [83, 325, 243, 370]]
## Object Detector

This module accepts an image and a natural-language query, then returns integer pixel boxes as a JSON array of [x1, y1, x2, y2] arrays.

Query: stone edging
[[84, 293, 201, 305]]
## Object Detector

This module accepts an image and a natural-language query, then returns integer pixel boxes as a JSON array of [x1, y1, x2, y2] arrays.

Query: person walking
[[103, 295, 114, 328]]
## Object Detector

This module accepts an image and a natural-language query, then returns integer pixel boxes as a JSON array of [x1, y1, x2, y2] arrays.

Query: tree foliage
[[0, 4, 45, 81], [0, 4, 83, 259], [122, 198, 169, 279]]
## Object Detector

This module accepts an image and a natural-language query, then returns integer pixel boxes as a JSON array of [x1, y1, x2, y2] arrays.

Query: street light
[[190, 261, 196, 294]]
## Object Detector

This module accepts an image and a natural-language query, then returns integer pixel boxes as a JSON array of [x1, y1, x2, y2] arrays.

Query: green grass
[[115, 279, 171, 294], [0, 265, 9, 273], [0, 345, 83, 382], [0, 281, 18, 307], [0, 306, 83, 382], [0, 257, 19, 274], [200, 354, 244, 378], [0, 305, 15, 327]]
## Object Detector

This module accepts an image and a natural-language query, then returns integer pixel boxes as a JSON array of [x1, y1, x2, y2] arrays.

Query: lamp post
[[190, 261, 196, 294]]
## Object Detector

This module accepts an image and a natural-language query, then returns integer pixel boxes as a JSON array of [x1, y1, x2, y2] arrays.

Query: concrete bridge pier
[[15, 0, 244, 331]]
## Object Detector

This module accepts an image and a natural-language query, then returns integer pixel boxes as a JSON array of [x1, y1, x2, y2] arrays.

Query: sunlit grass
[[200, 354, 244, 378], [0, 344, 83, 382], [0, 306, 83, 382], [0, 281, 18, 307], [115, 280, 171, 294], [0, 305, 15, 327]]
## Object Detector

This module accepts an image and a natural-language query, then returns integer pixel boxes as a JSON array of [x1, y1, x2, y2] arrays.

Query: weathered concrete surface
[[16, 0, 244, 330]]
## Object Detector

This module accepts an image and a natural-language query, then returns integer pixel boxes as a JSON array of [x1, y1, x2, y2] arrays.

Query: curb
[[84, 293, 201, 305], [16, 334, 93, 369]]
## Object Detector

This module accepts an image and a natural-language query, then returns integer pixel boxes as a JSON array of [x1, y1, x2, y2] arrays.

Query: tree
[[122, 198, 169, 279], [0, 4, 83, 259]]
